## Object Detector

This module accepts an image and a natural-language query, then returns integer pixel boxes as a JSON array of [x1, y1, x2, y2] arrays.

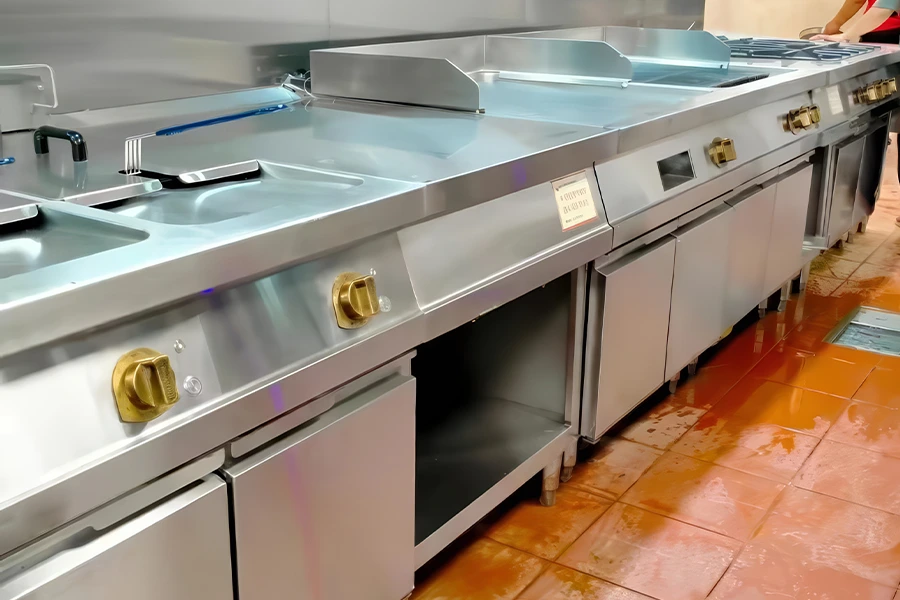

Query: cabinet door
[[764, 164, 814, 296], [225, 375, 416, 600], [725, 185, 777, 327], [666, 205, 734, 381], [0, 477, 233, 600], [582, 238, 676, 441], [827, 138, 865, 247]]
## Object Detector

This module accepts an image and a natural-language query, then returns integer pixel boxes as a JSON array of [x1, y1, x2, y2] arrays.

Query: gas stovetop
[[722, 37, 877, 62]]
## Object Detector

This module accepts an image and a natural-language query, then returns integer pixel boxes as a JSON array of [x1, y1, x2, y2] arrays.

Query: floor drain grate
[[827, 307, 900, 357]]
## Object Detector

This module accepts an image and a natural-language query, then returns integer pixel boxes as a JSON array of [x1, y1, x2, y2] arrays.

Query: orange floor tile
[[412, 141, 900, 599]]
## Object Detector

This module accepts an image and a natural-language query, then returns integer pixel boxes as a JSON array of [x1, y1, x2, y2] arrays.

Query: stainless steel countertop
[[0, 91, 615, 358], [1, 38, 899, 358]]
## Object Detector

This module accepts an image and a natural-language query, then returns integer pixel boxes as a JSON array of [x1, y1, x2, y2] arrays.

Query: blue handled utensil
[[0, 157, 15, 166], [124, 103, 288, 174]]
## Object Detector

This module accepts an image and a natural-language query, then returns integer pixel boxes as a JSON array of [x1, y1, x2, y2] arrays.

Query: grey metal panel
[[765, 164, 814, 295], [514, 27, 729, 68], [724, 184, 777, 327], [582, 237, 676, 442], [665, 204, 734, 381], [827, 136, 865, 247], [328, 0, 525, 39], [226, 375, 415, 600], [0, 476, 233, 600], [398, 170, 611, 340]]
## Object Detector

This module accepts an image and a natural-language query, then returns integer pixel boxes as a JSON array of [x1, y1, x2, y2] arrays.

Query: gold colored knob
[[332, 272, 380, 329], [886, 78, 898, 95], [112, 348, 179, 423], [708, 137, 737, 167], [783, 106, 820, 134]]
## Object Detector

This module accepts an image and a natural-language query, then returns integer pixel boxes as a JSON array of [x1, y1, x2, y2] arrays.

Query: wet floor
[[412, 140, 900, 599]]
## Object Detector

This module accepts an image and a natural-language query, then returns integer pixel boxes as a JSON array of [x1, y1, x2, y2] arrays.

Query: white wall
[[704, 0, 861, 38]]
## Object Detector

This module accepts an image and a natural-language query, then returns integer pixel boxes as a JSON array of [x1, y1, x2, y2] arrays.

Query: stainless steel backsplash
[[0, 0, 704, 113]]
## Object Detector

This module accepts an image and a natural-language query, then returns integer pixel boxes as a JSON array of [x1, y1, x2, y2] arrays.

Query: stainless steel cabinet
[[225, 374, 416, 600], [666, 204, 734, 381], [0, 476, 233, 600], [725, 184, 777, 327], [582, 238, 676, 442], [827, 137, 865, 247], [764, 163, 814, 296]]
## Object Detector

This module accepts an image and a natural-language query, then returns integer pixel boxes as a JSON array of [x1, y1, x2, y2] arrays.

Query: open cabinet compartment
[[413, 270, 582, 567]]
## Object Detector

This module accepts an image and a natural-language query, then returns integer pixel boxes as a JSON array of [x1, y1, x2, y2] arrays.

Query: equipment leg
[[541, 455, 563, 507], [561, 436, 578, 483], [778, 281, 791, 312]]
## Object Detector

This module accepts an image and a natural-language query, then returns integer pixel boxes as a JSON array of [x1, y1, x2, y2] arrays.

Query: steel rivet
[[173, 339, 185, 353], [183, 376, 202, 396]]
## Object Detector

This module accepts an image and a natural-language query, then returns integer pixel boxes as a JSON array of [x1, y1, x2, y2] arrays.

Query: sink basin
[[0, 209, 148, 280], [110, 162, 364, 226]]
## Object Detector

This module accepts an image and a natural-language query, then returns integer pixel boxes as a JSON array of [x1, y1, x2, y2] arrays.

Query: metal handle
[[33, 125, 88, 162], [154, 103, 288, 137]]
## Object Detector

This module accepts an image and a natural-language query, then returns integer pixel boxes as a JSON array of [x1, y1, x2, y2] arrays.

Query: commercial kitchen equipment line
[[1, 24, 899, 600]]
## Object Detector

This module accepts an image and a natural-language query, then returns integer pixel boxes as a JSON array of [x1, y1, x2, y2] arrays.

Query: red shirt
[[868, 0, 900, 32]]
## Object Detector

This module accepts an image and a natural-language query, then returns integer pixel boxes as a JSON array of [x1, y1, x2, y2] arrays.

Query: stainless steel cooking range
[[0, 27, 898, 600]]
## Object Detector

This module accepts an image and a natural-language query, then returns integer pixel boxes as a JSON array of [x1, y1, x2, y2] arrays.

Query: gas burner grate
[[722, 37, 877, 62]]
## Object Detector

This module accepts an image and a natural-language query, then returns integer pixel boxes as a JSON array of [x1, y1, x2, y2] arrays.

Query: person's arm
[[813, 0, 897, 41], [825, 0, 866, 34]]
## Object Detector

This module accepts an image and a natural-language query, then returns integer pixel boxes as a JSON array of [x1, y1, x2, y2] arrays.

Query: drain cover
[[828, 307, 900, 357]]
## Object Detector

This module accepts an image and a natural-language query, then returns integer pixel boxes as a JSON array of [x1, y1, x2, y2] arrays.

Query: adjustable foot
[[561, 436, 578, 483], [541, 455, 562, 507], [668, 372, 681, 394], [687, 358, 699, 377], [799, 262, 811, 292], [778, 281, 791, 313]]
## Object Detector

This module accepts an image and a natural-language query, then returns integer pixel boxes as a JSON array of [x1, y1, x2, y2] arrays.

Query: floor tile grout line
[[614, 496, 752, 545], [788, 440, 900, 519]]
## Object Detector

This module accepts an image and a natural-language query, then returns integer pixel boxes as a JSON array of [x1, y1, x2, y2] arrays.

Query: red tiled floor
[[517, 564, 652, 600], [618, 399, 707, 450], [667, 363, 745, 410], [708, 543, 897, 600], [567, 438, 662, 502], [485, 488, 612, 560], [826, 402, 900, 457], [672, 419, 819, 482], [696, 378, 848, 437], [795, 440, 900, 515], [620, 452, 784, 540], [411, 539, 545, 600], [750, 487, 900, 587], [750, 343, 874, 398], [854, 367, 900, 408], [781, 319, 835, 353], [557, 503, 741, 600]]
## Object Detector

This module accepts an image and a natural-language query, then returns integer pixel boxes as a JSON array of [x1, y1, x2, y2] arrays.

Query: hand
[[811, 32, 852, 42], [823, 20, 842, 35]]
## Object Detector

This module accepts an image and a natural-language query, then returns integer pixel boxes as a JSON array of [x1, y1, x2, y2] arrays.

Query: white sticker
[[553, 173, 598, 232], [826, 85, 844, 116]]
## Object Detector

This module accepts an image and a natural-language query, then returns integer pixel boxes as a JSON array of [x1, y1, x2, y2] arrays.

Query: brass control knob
[[783, 105, 821, 134], [332, 272, 380, 329], [708, 137, 737, 167], [112, 348, 179, 423], [855, 78, 896, 105]]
